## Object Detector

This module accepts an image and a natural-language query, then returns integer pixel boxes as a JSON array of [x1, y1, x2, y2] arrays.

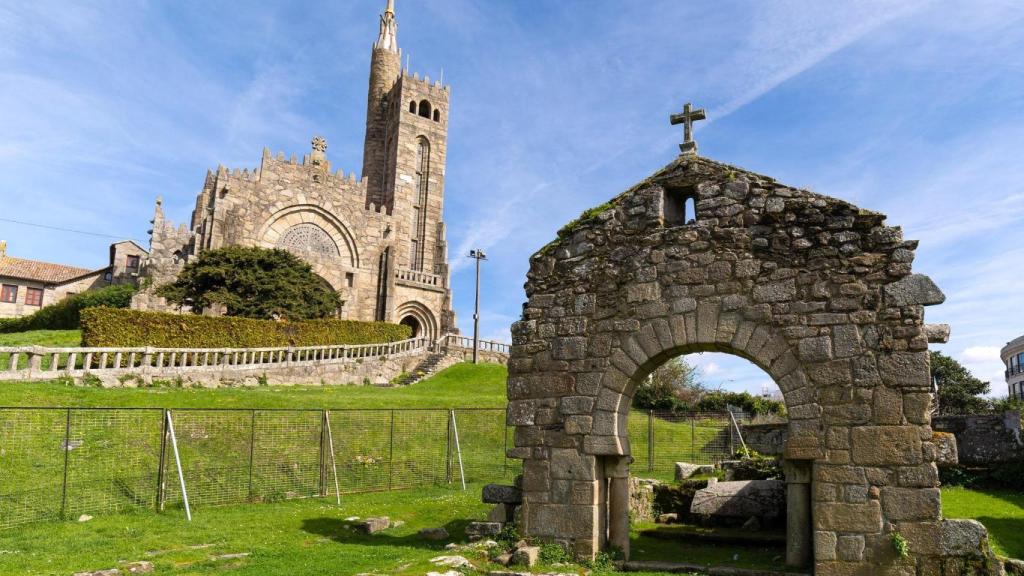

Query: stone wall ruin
[[507, 154, 1003, 575]]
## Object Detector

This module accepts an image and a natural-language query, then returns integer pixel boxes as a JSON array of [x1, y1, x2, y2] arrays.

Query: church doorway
[[621, 350, 809, 571], [400, 315, 421, 338]]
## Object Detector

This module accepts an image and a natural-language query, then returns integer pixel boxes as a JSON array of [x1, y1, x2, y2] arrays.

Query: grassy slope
[[0, 362, 509, 409], [0, 329, 81, 347], [942, 486, 1024, 559]]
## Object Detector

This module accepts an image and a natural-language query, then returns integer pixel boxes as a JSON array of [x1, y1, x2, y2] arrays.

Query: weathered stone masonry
[[507, 154, 1002, 575]]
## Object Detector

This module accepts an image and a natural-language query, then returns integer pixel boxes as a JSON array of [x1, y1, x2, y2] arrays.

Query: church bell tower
[[361, 0, 456, 333]]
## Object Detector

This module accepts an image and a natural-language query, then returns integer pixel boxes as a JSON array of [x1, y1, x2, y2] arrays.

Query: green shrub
[[80, 307, 412, 348], [0, 284, 136, 333], [940, 463, 1024, 491], [730, 447, 783, 480]]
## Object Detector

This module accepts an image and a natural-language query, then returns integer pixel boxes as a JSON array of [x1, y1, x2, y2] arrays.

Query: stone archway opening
[[619, 349, 811, 570], [400, 315, 422, 338]]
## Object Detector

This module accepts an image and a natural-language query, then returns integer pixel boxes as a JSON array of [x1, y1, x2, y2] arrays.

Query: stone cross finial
[[311, 136, 328, 153], [670, 102, 707, 155]]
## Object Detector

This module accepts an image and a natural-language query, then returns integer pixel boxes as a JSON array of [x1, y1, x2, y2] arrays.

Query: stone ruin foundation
[[506, 154, 1004, 575]]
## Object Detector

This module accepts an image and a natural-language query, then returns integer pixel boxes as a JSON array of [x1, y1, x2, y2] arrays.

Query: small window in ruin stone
[[345, 272, 354, 287], [419, 100, 432, 119], [433, 109, 440, 122], [409, 100, 417, 114], [663, 185, 696, 227]]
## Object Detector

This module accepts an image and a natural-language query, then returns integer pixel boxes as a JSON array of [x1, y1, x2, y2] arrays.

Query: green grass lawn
[[0, 361, 509, 409], [942, 486, 1024, 559], [0, 329, 82, 347]]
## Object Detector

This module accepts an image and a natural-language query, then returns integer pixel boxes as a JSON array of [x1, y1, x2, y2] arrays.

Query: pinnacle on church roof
[[375, 0, 398, 53]]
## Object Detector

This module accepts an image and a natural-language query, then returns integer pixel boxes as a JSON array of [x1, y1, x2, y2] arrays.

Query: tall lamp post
[[468, 249, 487, 364]]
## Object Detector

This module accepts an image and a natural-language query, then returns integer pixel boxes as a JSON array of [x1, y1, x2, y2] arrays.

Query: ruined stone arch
[[259, 205, 360, 269], [395, 300, 437, 340], [507, 155, 1001, 574]]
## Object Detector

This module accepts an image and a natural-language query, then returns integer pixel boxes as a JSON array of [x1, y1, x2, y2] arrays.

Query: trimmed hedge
[[80, 307, 412, 348], [0, 284, 136, 333]]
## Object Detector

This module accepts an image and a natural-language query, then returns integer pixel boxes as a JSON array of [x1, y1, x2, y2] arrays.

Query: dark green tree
[[156, 246, 341, 320], [632, 357, 705, 411], [931, 351, 991, 415]]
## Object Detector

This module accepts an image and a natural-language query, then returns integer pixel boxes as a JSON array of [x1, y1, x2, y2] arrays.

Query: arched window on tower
[[409, 100, 417, 114], [433, 109, 440, 122], [419, 100, 432, 119], [411, 137, 430, 271]]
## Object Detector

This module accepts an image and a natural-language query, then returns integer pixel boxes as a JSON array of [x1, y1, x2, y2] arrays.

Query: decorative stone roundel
[[276, 223, 339, 257]]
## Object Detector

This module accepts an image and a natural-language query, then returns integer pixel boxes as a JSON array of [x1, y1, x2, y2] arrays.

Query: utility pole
[[468, 249, 487, 364]]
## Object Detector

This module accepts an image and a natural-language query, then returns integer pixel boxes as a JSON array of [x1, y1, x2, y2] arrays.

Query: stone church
[[134, 0, 456, 339]]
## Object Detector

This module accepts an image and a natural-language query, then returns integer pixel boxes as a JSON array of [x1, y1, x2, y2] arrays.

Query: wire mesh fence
[[0, 406, 739, 529], [628, 409, 747, 478], [0, 407, 519, 529]]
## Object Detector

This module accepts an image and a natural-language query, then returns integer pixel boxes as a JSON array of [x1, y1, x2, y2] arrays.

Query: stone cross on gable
[[670, 102, 706, 155]]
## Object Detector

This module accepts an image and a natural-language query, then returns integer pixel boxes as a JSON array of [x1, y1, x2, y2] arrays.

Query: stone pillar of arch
[[506, 155, 1003, 575]]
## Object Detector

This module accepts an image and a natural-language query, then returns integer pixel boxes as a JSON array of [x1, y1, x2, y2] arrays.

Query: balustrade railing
[[443, 334, 511, 355], [394, 268, 442, 287], [0, 333, 511, 381], [0, 337, 432, 380]]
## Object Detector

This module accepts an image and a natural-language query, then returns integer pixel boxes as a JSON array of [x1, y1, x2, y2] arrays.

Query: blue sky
[[1, 1, 1022, 396]]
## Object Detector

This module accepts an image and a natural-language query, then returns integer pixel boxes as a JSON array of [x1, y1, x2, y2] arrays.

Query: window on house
[[1, 284, 17, 303], [126, 255, 140, 269], [418, 99, 431, 119], [25, 287, 43, 307]]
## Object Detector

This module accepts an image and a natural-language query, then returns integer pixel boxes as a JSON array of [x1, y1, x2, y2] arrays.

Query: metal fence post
[[445, 409, 453, 484], [59, 408, 71, 520], [247, 410, 257, 502], [388, 409, 395, 491], [156, 409, 169, 512], [647, 410, 654, 472], [691, 415, 696, 461], [318, 410, 327, 497]]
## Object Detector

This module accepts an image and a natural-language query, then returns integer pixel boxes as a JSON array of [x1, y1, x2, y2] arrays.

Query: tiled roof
[[0, 256, 99, 284]]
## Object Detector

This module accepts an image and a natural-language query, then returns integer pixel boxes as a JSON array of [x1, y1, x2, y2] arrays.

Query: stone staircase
[[389, 351, 460, 386]]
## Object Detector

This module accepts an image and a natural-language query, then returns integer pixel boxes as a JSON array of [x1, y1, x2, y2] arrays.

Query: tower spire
[[375, 0, 398, 53]]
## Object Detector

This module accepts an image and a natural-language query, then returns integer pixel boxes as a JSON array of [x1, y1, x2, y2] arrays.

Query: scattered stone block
[[356, 517, 390, 534], [482, 484, 523, 504], [674, 462, 714, 481], [487, 503, 511, 523], [418, 527, 449, 540], [494, 552, 513, 566], [211, 553, 250, 561], [656, 513, 678, 524], [465, 521, 502, 541], [78, 514, 93, 522], [690, 480, 785, 521], [122, 561, 154, 574], [512, 545, 540, 567], [429, 555, 472, 568], [73, 570, 120, 576]]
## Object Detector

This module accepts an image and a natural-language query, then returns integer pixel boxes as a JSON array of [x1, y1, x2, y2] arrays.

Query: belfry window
[[409, 100, 417, 114], [663, 185, 697, 226], [418, 100, 432, 119], [433, 109, 440, 122]]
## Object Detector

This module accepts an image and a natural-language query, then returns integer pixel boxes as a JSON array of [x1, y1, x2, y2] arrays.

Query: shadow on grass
[[975, 517, 1024, 560], [301, 516, 475, 551]]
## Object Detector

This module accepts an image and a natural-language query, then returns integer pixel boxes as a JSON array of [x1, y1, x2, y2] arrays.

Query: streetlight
[[468, 249, 487, 364]]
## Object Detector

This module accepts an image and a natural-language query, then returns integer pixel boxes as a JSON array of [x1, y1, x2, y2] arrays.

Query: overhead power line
[[0, 217, 143, 242]]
